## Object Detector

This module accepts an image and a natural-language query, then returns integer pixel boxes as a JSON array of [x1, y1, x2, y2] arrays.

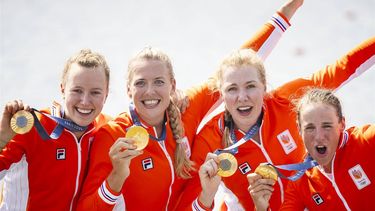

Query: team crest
[[142, 157, 154, 171], [349, 164, 371, 190], [56, 148, 66, 160], [277, 130, 297, 154], [312, 193, 324, 205], [238, 162, 251, 174]]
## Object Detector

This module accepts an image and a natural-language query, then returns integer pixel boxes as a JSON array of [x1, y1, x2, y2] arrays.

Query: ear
[[296, 120, 302, 135], [339, 116, 346, 132], [60, 83, 65, 99], [171, 78, 176, 92], [127, 84, 132, 99]]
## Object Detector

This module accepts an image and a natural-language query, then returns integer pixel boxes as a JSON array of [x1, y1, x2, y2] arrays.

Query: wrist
[[198, 191, 215, 209]]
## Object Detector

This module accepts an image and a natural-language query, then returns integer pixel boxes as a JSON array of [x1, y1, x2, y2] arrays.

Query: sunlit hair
[[208, 49, 266, 148], [62, 49, 110, 89], [127, 47, 193, 178], [293, 88, 343, 126], [208, 48, 266, 92]]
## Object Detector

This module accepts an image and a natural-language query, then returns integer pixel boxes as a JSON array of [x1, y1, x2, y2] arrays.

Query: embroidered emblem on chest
[[56, 148, 66, 160], [312, 193, 324, 205], [238, 162, 251, 174], [277, 130, 297, 154], [142, 157, 154, 171], [348, 164, 371, 190]]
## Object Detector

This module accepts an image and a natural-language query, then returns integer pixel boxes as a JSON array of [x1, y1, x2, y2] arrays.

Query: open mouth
[[76, 108, 93, 115], [236, 106, 252, 115], [315, 145, 327, 154], [142, 99, 160, 108]]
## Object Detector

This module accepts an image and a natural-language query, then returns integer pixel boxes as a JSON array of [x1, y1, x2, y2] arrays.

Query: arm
[[241, 0, 303, 60], [196, 0, 304, 134], [174, 123, 222, 210], [274, 37, 375, 99], [247, 173, 276, 211], [77, 129, 123, 210]]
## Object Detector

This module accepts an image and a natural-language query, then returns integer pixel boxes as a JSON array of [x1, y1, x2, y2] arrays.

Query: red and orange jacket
[[181, 36, 375, 211], [76, 12, 294, 211], [76, 84, 219, 211], [0, 103, 110, 211], [282, 125, 375, 210]]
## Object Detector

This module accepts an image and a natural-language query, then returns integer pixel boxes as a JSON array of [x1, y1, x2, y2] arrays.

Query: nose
[[315, 127, 325, 141], [80, 92, 91, 105], [238, 88, 249, 102], [144, 83, 155, 95]]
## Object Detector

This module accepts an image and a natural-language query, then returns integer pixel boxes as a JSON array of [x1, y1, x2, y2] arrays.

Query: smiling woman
[[0, 49, 112, 210]]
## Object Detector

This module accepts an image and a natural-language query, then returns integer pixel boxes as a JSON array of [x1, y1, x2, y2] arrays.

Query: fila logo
[[56, 148, 66, 160], [238, 162, 251, 174], [142, 157, 154, 171], [312, 193, 324, 205]]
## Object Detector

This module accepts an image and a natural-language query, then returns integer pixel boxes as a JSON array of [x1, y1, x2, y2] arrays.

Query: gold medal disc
[[125, 126, 149, 150], [217, 152, 238, 177], [254, 163, 278, 181], [10, 110, 34, 134]]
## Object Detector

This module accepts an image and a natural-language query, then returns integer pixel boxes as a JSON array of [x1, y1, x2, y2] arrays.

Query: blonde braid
[[167, 99, 195, 179]]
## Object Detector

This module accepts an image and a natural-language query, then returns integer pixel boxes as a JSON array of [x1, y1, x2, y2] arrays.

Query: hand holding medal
[[254, 163, 278, 181]]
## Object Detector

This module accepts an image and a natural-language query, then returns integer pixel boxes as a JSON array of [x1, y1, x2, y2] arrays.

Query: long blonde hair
[[127, 47, 194, 178]]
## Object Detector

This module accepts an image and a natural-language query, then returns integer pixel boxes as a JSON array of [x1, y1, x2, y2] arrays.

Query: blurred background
[[1, 0, 374, 126]]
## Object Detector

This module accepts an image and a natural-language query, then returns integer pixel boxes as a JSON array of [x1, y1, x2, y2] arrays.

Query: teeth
[[144, 100, 158, 105], [316, 145, 325, 149], [77, 108, 92, 114], [237, 106, 251, 111]]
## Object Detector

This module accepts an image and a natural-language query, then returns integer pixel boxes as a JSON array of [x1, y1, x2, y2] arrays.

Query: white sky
[[1, 0, 374, 126]]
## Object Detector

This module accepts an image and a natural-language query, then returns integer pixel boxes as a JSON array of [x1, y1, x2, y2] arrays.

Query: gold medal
[[10, 110, 34, 134], [254, 163, 278, 181], [217, 152, 238, 177], [125, 126, 149, 150]]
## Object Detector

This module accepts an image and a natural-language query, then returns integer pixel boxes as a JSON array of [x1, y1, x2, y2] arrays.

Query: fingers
[[4, 99, 30, 115], [109, 137, 142, 161], [199, 153, 220, 178]]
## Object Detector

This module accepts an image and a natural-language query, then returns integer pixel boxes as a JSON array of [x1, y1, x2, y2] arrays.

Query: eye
[[91, 90, 103, 95], [154, 79, 165, 86], [304, 125, 315, 132], [72, 89, 83, 94], [134, 80, 145, 87], [246, 84, 256, 89], [226, 86, 237, 93]]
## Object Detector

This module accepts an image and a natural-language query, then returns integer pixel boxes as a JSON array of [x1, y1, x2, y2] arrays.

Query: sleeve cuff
[[192, 198, 214, 211], [268, 12, 291, 32], [97, 180, 121, 205]]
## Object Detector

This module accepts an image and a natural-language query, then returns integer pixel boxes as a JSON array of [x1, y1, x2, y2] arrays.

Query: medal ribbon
[[268, 155, 318, 181], [215, 112, 263, 155], [30, 108, 87, 140], [129, 103, 166, 142]]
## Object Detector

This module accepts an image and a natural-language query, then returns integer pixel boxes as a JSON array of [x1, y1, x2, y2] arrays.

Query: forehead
[[131, 60, 170, 79], [65, 63, 107, 86], [300, 103, 338, 123], [222, 65, 260, 84]]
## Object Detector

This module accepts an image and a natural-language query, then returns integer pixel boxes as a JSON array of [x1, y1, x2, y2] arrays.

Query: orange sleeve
[[273, 37, 375, 100], [241, 12, 291, 61], [183, 83, 220, 142], [174, 122, 222, 210], [76, 128, 119, 210]]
